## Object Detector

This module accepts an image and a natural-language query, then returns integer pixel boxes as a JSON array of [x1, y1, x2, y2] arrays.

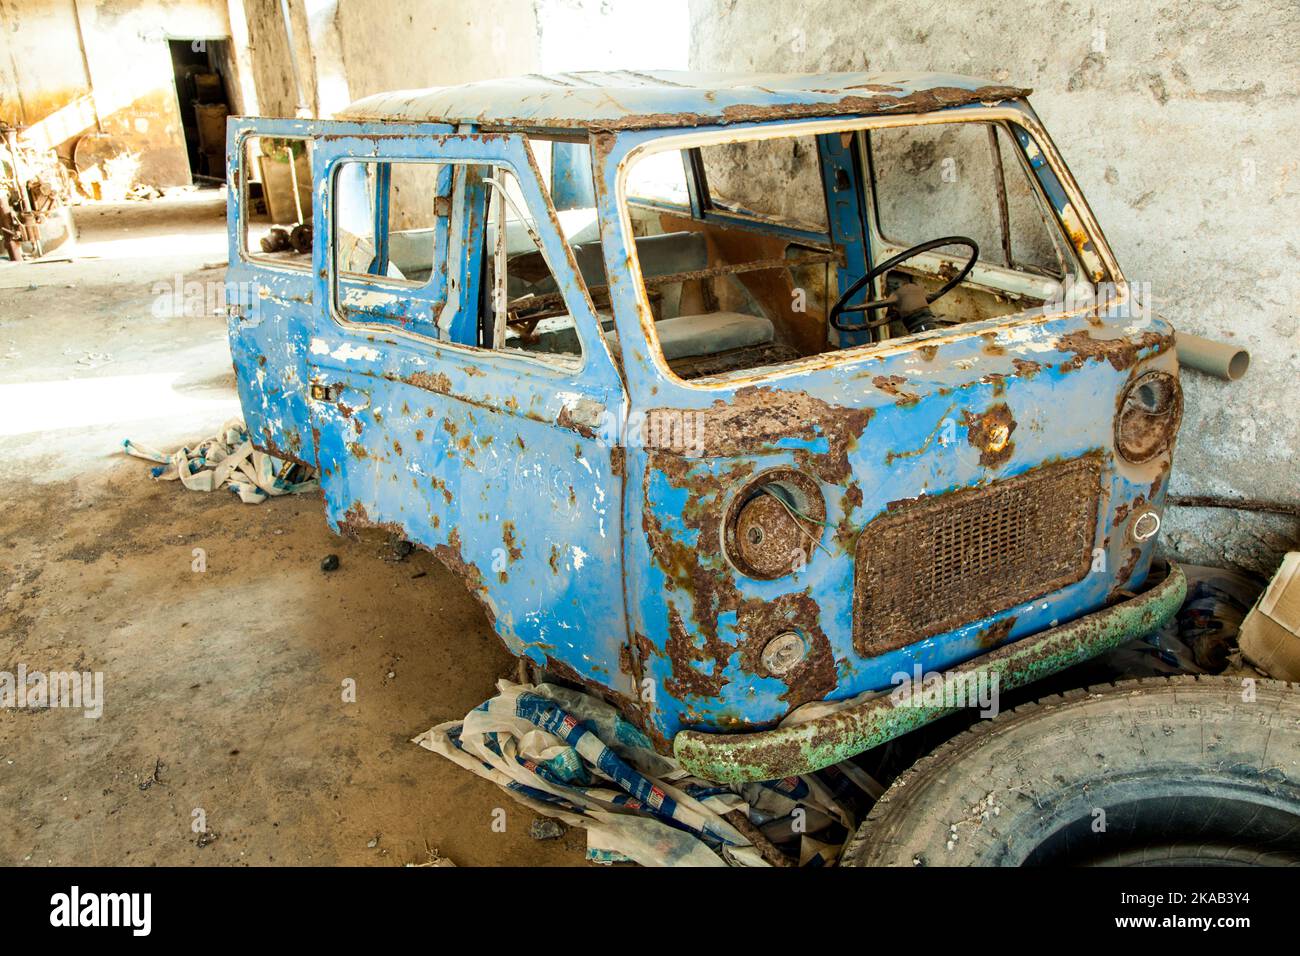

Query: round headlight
[[1115, 371, 1182, 464], [723, 469, 826, 580]]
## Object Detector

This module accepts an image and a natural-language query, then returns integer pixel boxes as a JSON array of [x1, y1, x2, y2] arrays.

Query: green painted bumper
[[673, 562, 1188, 784]]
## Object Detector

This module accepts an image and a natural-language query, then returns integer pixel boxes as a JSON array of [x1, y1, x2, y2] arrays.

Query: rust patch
[[502, 521, 522, 562], [713, 85, 1029, 127], [429, 475, 452, 505], [664, 605, 731, 699], [1111, 546, 1142, 597], [338, 500, 409, 543], [980, 332, 1005, 356], [664, 386, 872, 484], [254, 429, 312, 469], [431, 528, 495, 628], [872, 375, 920, 406], [555, 404, 597, 439], [1011, 357, 1042, 379], [962, 402, 1017, 467], [723, 469, 826, 580], [404, 370, 453, 394], [980, 372, 1007, 395], [734, 592, 836, 708], [975, 615, 1017, 649], [1056, 330, 1169, 372], [844, 483, 863, 509]]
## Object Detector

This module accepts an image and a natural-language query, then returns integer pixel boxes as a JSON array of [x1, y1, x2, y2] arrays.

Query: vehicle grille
[[852, 456, 1102, 657]]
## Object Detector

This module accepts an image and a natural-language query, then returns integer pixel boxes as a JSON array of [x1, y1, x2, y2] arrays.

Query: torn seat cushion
[[604, 311, 775, 361]]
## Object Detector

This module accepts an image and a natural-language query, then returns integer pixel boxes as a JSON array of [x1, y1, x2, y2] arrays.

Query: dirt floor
[[0, 191, 586, 865]]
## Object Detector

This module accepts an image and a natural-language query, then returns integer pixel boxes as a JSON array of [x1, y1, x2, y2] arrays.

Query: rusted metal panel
[[673, 562, 1188, 783], [590, 106, 1179, 751], [227, 118, 632, 698], [226, 76, 1184, 775], [851, 455, 1102, 657], [337, 71, 1028, 131]]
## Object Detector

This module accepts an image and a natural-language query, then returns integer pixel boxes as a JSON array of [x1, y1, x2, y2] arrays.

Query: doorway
[[168, 38, 234, 183]]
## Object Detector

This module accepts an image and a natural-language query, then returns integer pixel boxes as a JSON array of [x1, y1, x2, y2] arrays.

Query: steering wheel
[[829, 236, 980, 332]]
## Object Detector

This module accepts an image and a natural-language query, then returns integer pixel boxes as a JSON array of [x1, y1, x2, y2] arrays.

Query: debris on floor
[[1106, 562, 1264, 676], [415, 679, 872, 867], [529, 818, 566, 841], [123, 419, 318, 504], [1239, 551, 1300, 681]]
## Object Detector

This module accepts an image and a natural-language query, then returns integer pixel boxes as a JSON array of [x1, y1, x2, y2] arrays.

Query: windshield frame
[[606, 102, 1124, 392]]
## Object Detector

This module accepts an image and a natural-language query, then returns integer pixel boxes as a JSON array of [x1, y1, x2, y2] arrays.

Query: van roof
[[337, 71, 1029, 131]]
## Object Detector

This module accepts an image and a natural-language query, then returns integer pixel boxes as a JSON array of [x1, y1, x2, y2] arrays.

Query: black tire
[[842, 676, 1300, 866]]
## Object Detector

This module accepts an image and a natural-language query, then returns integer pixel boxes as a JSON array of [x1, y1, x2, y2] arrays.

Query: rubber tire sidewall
[[842, 676, 1300, 866]]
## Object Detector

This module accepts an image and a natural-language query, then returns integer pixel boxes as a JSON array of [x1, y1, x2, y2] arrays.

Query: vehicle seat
[[602, 311, 774, 361], [530, 231, 708, 297]]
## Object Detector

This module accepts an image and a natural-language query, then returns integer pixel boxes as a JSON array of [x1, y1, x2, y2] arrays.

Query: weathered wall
[[240, 0, 538, 118], [243, 0, 317, 117], [0, 0, 235, 186], [534, 0, 688, 71], [688, 0, 1300, 577], [333, 0, 538, 104]]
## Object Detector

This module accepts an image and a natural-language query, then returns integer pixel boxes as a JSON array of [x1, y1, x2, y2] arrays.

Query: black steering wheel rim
[[830, 236, 980, 332]]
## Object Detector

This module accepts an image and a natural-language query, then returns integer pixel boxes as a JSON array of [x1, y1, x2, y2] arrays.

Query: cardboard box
[[1240, 551, 1300, 681]]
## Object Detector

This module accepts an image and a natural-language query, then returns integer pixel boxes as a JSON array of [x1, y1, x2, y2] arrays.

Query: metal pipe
[[1167, 494, 1300, 519], [1176, 331, 1249, 381]]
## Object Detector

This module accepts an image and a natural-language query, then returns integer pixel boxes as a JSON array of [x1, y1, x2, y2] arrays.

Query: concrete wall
[[240, 0, 539, 120], [335, 0, 538, 103], [1, 0, 237, 187], [688, 0, 1300, 577]]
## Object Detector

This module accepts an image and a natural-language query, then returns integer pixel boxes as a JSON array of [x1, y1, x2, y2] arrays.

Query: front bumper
[[673, 562, 1187, 783]]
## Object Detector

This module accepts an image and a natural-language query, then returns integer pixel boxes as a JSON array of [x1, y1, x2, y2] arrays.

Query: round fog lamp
[[760, 632, 806, 677]]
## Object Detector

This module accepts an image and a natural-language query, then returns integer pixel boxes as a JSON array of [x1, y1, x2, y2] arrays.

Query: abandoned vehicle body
[[225, 71, 1186, 783]]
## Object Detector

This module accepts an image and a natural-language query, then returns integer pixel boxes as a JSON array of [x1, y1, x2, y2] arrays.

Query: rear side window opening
[[615, 116, 1088, 382], [239, 134, 313, 268], [329, 154, 585, 364]]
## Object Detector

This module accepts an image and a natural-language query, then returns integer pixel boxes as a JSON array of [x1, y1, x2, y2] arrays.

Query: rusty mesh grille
[[852, 457, 1101, 657]]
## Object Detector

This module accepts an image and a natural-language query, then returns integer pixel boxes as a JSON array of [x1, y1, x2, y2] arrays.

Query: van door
[[226, 117, 327, 467], [303, 128, 631, 694]]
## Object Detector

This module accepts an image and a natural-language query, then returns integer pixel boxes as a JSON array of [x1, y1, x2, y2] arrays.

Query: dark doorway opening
[[168, 38, 234, 183]]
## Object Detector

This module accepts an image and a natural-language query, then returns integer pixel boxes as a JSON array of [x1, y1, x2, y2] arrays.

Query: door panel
[[304, 129, 632, 694], [225, 118, 324, 467]]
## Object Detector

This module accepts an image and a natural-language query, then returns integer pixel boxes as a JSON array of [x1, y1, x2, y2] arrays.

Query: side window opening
[[334, 160, 450, 287], [480, 166, 584, 359], [995, 125, 1068, 278], [699, 136, 829, 234], [618, 140, 839, 379], [329, 158, 452, 337], [241, 135, 313, 267], [626, 149, 692, 208]]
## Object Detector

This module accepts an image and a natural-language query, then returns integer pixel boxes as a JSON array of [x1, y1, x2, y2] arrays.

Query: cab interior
[[242, 120, 1082, 379], [492, 120, 1081, 379]]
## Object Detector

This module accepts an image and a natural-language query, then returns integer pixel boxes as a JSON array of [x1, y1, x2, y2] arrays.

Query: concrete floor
[[0, 192, 585, 865]]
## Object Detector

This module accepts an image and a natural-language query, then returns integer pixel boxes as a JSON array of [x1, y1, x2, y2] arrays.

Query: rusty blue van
[[225, 71, 1186, 783]]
